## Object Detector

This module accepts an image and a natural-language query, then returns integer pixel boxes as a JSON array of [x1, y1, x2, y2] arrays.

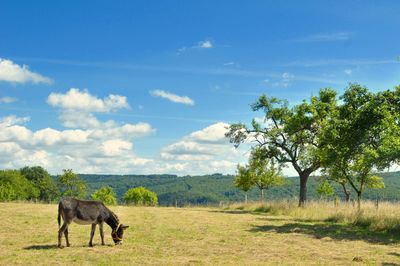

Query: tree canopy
[[227, 88, 338, 206], [58, 169, 87, 198], [0, 170, 39, 201], [20, 166, 59, 202], [319, 84, 399, 208]]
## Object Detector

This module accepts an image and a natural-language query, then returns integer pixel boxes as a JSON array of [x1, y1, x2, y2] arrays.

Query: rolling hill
[[80, 171, 400, 205]]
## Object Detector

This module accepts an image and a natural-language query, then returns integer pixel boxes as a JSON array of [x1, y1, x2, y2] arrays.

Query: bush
[[0, 170, 40, 201], [91, 186, 117, 205], [124, 187, 158, 206]]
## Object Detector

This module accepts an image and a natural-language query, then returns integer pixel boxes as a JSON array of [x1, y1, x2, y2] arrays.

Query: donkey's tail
[[57, 201, 62, 229]]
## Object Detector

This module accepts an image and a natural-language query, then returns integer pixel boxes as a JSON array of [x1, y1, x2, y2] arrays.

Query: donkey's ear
[[121, 225, 129, 229]]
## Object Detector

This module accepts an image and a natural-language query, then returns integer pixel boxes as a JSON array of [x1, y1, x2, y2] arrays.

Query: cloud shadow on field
[[249, 221, 400, 245], [23, 244, 58, 250]]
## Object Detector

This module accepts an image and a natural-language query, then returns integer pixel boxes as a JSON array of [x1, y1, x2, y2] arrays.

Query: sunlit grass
[[226, 200, 400, 233]]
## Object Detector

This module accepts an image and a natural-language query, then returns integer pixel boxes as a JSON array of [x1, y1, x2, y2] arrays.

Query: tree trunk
[[245, 192, 248, 204], [298, 174, 309, 207], [260, 189, 264, 202], [345, 192, 350, 202], [356, 192, 362, 211], [340, 183, 351, 202]]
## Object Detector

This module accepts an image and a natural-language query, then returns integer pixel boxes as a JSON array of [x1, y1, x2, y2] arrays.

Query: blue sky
[[0, 1, 399, 175]]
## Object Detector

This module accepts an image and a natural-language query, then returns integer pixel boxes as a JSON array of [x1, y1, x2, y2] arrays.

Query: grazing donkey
[[57, 197, 129, 248]]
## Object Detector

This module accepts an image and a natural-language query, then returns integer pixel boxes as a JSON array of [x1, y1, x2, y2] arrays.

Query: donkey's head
[[111, 224, 129, 245]]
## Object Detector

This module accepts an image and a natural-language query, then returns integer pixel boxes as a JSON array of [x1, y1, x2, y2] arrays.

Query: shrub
[[124, 187, 158, 206], [91, 186, 117, 205]]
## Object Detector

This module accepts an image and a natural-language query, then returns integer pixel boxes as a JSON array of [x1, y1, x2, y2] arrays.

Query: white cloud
[[0, 115, 30, 127], [0, 113, 154, 174], [0, 87, 155, 174], [189, 122, 229, 144], [176, 39, 214, 55], [344, 69, 353, 75], [263, 72, 294, 88], [101, 139, 133, 156], [0, 58, 52, 84], [150, 89, 194, 106], [159, 122, 249, 174], [292, 32, 352, 43], [0, 97, 17, 103], [198, 40, 213, 49], [47, 88, 130, 112], [223, 62, 235, 66]]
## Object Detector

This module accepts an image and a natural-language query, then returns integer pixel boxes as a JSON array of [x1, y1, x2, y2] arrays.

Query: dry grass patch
[[227, 200, 400, 234], [1, 202, 400, 265]]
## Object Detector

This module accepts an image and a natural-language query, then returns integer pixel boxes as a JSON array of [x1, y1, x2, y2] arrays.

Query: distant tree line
[[0, 166, 158, 206]]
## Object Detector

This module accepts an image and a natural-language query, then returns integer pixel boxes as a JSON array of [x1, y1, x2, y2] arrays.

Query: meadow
[[1, 201, 400, 265]]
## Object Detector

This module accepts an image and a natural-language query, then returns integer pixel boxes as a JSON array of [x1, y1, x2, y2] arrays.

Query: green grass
[[1, 202, 400, 265]]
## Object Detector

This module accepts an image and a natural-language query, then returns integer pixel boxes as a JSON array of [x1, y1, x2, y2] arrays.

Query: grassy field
[[1, 202, 400, 265]]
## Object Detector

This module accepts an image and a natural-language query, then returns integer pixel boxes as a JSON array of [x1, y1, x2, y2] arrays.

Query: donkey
[[57, 197, 129, 248]]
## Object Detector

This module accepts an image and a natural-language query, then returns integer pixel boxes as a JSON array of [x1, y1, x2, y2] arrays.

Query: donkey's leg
[[99, 222, 105, 245], [58, 222, 68, 248], [64, 227, 70, 247], [89, 224, 96, 247]]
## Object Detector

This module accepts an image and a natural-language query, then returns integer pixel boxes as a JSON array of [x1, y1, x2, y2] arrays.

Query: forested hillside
[[81, 171, 400, 205]]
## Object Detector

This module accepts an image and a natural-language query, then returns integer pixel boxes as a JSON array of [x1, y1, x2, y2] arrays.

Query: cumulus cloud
[[159, 122, 248, 174], [0, 58, 52, 84], [47, 88, 130, 112], [150, 89, 194, 105], [0, 113, 154, 173], [0, 88, 155, 174], [0, 113, 247, 175], [101, 139, 133, 156]]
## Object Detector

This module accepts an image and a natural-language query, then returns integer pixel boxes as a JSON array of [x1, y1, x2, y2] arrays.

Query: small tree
[[58, 169, 87, 198], [249, 151, 285, 201], [235, 148, 285, 202], [91, 186, 117, 205], [124, 187, 158, 206], [316, 180, 334, 200], [234, 165, 253, 203]]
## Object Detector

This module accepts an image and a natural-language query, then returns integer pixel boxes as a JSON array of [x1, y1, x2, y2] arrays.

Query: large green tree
[[227, 89, 337, 206], [0, 170, 39, 201], [20, 166, 59, 202], [58, 169, 87, 198], [319, 85, 398, 209]]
